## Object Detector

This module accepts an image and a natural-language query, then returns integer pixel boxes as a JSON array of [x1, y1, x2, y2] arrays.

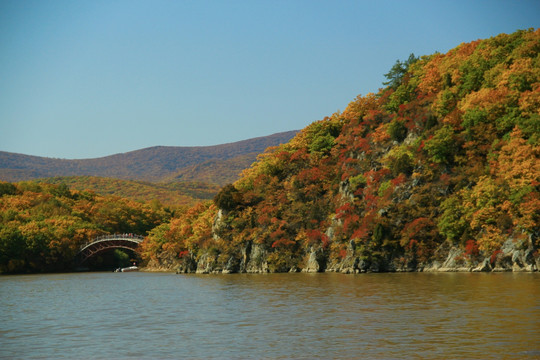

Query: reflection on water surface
[[1, 272, 539, 359]]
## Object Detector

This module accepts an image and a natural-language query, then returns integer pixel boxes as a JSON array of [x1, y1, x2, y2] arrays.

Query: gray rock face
[[339, 180, 355, 202], [212, 209, 228, 240], [245, 243, 269, 273], [472, 258, 492, 272], [424, 237, 538, 273], [491, 238, 538, 272], [146, 223, 538, 274], [438, 247, 473, 272], [195, 253, 219, 274], [302, 246, 327, 273], [326, 240, 360, 274], [222, 256, 240, 274]]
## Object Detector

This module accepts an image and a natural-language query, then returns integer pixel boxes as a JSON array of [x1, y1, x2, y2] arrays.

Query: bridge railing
[[79, 233, 145, 252]]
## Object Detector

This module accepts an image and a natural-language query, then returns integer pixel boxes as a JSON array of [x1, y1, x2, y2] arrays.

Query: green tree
[[424, 125, 457, 164], [388, 120, 408, 142], [0, 182, 17, 196], [214, 184, 242, 212], [390, 153, 414, 176], [306, 119, 342, 156], [383, 53, 419, 89], [50, 183, 72, 198], [438, 194, 470, 244]]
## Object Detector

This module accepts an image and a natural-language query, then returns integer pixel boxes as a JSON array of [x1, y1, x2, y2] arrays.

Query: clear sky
[[0, 0, 538, 159]]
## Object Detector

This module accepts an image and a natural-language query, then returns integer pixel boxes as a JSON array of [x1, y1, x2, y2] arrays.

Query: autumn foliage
[[133, 29, 540, 271], [0, 182, 169, 273], [2, 29, 539, 273]]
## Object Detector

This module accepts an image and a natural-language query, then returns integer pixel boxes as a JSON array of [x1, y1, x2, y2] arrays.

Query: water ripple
[[1, 272, 539, 359]]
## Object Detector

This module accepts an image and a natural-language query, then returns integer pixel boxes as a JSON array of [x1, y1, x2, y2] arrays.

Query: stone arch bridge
[[77, 234, 145, 265]]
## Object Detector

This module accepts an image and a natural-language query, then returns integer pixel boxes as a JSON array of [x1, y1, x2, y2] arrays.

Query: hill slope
[[40, 176, 220, 207], [141, 29, 540, 273], [0, 131, 298, 184], [164, 152, 261, 185]]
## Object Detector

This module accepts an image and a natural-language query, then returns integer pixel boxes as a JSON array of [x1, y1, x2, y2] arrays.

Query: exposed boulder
[[492, 238, 538, 272], [222, 255, 241, 274], [424, 247, 472, 272], [472, 258, 492, 272], [302, 246, 327, 273], [326, 240, 360, 274], [195, 252, 219, 274]]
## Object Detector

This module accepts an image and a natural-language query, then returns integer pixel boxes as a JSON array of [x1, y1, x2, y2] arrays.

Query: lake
[[1, 272, 539, 359]]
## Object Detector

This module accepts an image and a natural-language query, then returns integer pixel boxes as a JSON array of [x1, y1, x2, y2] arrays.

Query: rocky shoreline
[[144, 236, 539, 274]]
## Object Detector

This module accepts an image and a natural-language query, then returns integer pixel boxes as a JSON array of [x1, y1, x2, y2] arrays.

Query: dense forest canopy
[[0, 182, 170, 273], [39, 176, 220, 207], [1, 29, 539, 274]]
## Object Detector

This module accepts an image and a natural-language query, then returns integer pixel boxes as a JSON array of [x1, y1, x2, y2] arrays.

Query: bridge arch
[[76, 234, 145, 265]]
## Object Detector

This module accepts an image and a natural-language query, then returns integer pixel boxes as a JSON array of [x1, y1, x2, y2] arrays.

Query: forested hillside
[[0, 181, 169, 273], [40, 176, 220, 206], [141, 29, 539, 273]]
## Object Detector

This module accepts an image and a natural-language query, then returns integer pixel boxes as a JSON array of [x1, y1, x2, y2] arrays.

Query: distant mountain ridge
[[0, 131, 298, 184]]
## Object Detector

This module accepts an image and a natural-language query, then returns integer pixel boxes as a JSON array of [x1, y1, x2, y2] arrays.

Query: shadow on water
[[78, 249, 141, 272]]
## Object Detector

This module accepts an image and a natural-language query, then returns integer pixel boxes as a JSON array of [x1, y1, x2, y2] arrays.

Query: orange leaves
[[495, 127, 539, 188], [268, 218, 295, 249], [453, 39, 481, 60], [401, 217, 436, 246], [143, 202, 216, 262], [491, 128, 540, 234], [519, 83, 540, 117], [335, 203, 354, 220], [456, 128, 539, 253], [334, 202, 361, 239], [497, 57, 539, 92], [271, 238, 295, 248], [417, 53, 444, 96], [306, 229, 329, 248], [372, 123, 390, 143], [476, 224, 506, 254], [459, 87, 510, 118], [351, 225, 370, 243], [391, 174, 407, 187], [296, 167, 325, 184], [341, 93, 381, 124], [399, 217, 439, 262], [352, 137, 371, 154], [365, 168, 391, 186], [464, 239, 480, 258], [517, 192, 540, 233]]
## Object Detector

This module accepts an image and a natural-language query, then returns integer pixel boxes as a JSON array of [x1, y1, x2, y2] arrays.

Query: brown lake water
[[1, 272, 539, 359]]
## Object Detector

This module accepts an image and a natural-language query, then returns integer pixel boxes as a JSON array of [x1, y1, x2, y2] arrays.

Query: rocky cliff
[[145, 214, 539, 274]]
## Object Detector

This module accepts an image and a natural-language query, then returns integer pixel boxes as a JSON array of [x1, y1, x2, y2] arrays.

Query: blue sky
[[0, 0, 538, 159]]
